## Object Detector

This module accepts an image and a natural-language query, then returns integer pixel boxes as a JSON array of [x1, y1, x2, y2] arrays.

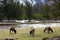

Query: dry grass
[[0, 27, 60, 40]]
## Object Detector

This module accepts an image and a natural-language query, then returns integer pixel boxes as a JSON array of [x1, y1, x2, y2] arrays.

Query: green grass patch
[[0, 27, 60, 40]]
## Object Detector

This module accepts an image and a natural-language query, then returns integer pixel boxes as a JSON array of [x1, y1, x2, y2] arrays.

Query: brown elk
[[44, 26, 53, 33], [9, 27, 17, 34], [30, 27, 35, 37]]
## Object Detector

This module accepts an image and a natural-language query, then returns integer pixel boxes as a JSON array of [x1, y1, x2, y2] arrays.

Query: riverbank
[[16, 20, 60, 24], [0, 20, 60, 24]]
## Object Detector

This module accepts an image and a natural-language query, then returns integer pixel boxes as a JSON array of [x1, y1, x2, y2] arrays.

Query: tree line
[[0, 0, 60, 21]]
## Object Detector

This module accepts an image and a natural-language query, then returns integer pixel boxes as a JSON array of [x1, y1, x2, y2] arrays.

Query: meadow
[[0, 27, 60, 40]]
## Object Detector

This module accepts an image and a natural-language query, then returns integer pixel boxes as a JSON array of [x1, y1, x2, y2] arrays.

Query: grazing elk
[[30, 27, 35, 37], [9, 27, 17, 34], [44, 26, 53, 33]]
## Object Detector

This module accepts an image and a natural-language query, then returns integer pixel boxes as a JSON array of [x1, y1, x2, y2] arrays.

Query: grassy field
[[0, 27, 60, 40]]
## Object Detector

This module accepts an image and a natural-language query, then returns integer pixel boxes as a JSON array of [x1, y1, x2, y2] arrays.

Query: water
[[17, 23, 60, 28], [16, 20, 60, 28], [0, 20, 60, 30]]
